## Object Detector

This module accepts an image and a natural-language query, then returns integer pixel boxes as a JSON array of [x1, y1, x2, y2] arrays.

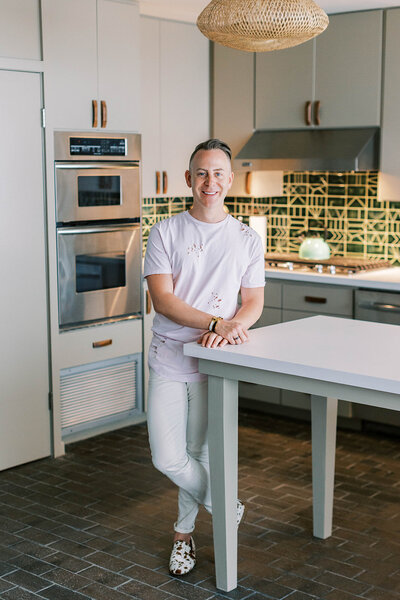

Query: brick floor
[[0, 410, 399, 599]]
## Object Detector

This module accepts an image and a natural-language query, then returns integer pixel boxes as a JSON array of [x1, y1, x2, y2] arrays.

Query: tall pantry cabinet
[[0, 63, 51, 467]]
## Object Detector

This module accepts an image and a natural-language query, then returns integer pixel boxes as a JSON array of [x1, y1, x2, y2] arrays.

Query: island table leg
[[311, 395, 338, 539], [207, 375, 238, 592]]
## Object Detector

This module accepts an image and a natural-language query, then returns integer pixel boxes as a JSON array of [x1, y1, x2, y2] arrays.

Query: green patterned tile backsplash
[[142, 171, 400, 264]]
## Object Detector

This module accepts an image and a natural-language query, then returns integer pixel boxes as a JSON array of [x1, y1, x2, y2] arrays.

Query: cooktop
[[264, 253, 391, 276]]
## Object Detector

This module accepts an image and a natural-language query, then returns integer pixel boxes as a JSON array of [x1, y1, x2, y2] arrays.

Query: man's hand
[[197, 331, 228, 348], [197, 319, 249, 348], [214, 319, 249, 345]]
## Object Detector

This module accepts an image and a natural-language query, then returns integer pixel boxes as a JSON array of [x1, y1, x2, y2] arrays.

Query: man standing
[[144, 139, 265, 575]]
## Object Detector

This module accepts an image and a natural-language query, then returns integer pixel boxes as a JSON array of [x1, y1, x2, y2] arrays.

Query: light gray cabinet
[[42, 0, 140, 131], [378, 8, 400, 201], [240, 279, 354, 416], [239, 281, 282, 406], [256, 39, 314, 130], [255, 10, 382, 130], [212, 44, 254, 158], [0, 70, 51, 470], [282, 282, 353, 317], [140, 17, 209, 197]]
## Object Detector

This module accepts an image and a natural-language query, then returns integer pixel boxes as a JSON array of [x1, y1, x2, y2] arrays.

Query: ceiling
[[139, 1, 400, 24]]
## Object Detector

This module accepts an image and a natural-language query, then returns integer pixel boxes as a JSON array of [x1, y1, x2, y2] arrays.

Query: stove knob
[[287, 262, 294, 271], [329, 265, 336, 275], [315, 264, 323, 274]]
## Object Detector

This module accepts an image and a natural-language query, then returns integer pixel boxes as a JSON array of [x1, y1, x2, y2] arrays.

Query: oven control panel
[[70, 137, 126, 156]]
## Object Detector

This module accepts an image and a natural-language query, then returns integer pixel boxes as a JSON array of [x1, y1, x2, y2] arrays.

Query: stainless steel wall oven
[[55, 132, 142, 329]]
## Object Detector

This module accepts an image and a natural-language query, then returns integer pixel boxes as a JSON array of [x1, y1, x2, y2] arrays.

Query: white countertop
[[265, 267, 400, 291], [184, 316, 400, 395]]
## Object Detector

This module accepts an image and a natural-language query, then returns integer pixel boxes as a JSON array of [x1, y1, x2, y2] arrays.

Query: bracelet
[[208, 316, 222, 332]]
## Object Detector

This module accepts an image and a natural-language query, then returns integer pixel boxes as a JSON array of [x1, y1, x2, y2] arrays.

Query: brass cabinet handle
[[245, 171, 252, 195], [304, 295, 327, 304], [314, 100, 321, 126], [162, 171, 168, 194], [155, 171, 161, 194], [92, 339, 112, 348], [146, 290, 152, 314], [100, 100, 107, 128], [92, 99, 98, 128], [305, 100, 312, 126]]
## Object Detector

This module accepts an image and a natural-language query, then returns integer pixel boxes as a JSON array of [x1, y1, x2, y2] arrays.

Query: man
[[144, 139, 265, 575]]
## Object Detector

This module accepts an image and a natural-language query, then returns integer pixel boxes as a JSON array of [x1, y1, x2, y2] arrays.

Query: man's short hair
[[189, 139, 232, 170]]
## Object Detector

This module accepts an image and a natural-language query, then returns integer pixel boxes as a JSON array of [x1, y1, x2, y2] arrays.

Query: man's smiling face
[[185, 149, 234, 211]]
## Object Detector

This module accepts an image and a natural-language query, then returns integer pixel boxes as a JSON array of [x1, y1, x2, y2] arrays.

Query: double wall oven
[[55, 132, 142, 329]]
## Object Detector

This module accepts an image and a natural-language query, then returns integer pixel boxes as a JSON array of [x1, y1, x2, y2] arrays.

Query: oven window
[[77, 175, 121, 207], [76, 252, 126, 293]]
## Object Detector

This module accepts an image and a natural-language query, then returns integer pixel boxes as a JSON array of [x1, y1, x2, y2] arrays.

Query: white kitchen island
[[184, 316, 400, 592]]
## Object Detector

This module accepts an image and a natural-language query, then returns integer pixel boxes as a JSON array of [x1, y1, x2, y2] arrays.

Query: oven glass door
[[57, 224, 141, 328], [55, 162, 140, 223]]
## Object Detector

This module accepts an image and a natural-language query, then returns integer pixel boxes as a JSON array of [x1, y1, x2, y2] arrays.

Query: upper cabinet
[[378, 8, 400, 201], [255, 10, 383, 130], [212, 44, 254, 158], [42, 0, 140, 132], [0, 0, 42, 61], [140, 17, 209, 197]]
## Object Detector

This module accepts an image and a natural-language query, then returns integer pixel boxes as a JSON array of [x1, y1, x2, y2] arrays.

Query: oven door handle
[[57, 224, 140, 235], [55, 162, 139, 169], [358, 301, 400, 313]]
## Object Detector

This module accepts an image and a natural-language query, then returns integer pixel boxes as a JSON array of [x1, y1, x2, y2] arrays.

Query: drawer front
[[264, 280, 282, 307], [355, 289, 400, 325], [282, 309, 352, 323], [58, 317, 142, 370], [283, 283, 353, 316]]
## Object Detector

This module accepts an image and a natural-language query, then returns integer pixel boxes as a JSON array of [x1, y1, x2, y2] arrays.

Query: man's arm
[[146, 273, 213, 330], [199, 286, 264, 348], [234, 286, 264, 329], [147, 274, 262, 345]]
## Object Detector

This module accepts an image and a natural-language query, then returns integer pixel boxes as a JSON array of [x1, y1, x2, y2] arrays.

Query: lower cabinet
[[239, 281, 282, 407], [239, 280, 354, 419]]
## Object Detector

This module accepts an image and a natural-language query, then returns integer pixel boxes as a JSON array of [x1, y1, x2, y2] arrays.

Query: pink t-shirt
[[144, 211, 265, 381]]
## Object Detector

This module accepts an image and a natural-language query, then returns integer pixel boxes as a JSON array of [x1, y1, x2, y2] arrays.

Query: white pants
[[147, 368, 211, 533]]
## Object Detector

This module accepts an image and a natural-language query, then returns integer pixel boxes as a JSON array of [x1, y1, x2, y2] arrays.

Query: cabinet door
[[160, 20, 209, 197], [0, 0, 41, 60], [0, 70, 50, 470], [378, 8, 400, 201], [42, 0, 98, 130], [140, 16, 162, 197], [97, 0, 140, 132], [255, 40, 314, 130], [213, 44, 254, 157], [315, 11, 382, 128]]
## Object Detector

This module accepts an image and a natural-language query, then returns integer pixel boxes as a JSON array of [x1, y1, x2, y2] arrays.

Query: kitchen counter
[[265, 266, 400, 291]]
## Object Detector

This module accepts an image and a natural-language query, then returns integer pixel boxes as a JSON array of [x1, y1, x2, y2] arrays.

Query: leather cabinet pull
[[92, 339, 112, 348], [92, 99, 98, 128]]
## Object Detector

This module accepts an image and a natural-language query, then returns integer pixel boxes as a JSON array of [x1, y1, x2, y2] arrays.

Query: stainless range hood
[[234, 127, 380, 172]]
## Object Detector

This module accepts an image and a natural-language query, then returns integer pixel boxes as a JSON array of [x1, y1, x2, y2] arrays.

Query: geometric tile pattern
[[0, 410, 399, 599], [142, 171, 400, 264]]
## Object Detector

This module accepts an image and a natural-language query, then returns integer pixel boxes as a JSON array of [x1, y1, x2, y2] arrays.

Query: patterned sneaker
[[169, 536, 196, 575], [237, 499, 245, 528]]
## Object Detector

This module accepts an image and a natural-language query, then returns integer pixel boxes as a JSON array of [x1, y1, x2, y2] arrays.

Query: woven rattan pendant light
[[197, 0, 329, 52]]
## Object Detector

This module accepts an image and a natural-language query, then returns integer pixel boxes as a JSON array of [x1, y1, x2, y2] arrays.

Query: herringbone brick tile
[[0, 410, 398, 600]]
